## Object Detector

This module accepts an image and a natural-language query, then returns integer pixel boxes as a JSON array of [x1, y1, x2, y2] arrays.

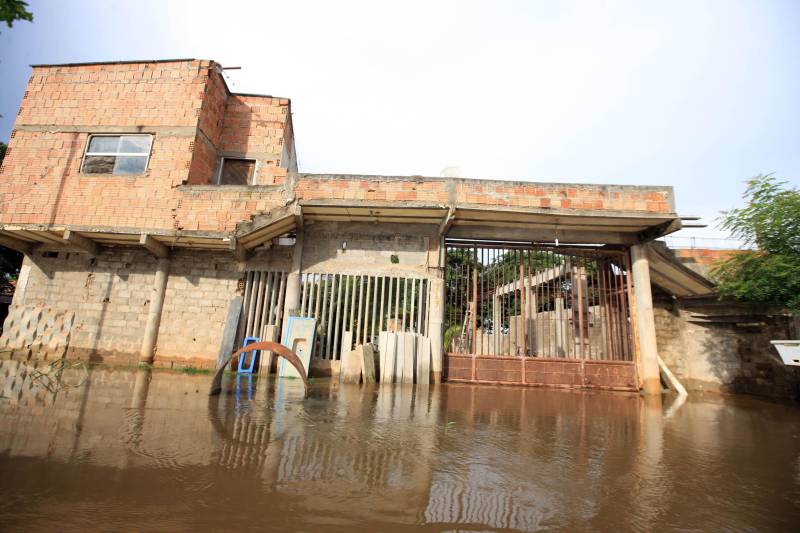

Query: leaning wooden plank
[[416, 335, 431, 385], [378, 331, 389, 381], [382, 332, 397, 384], [259, 324, 278, 374], [216, 295, 243, 369], [341, 345, 362, 384], [361, 344, 376, 383], [402, 332, 416, 384], [395, 332, 406, 383]]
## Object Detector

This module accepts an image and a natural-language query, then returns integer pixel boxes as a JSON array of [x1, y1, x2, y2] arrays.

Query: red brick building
[[5, 58, 768, 396]]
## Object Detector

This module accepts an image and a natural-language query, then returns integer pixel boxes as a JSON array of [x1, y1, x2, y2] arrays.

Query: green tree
[[0, 141, 5, 164], [0, 0, 32, 31], [711, 174, 800, 313]]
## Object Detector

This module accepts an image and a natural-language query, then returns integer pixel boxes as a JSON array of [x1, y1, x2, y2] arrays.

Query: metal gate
[[444, 239, 638, 391]]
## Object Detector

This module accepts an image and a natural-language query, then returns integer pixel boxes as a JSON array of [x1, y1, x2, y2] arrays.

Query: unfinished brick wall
[[293, 175, 674, 214], [0, 60, 294, 230]]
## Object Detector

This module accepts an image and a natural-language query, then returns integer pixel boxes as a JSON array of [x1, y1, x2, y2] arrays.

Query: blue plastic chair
[[237, 336, 260, 374]]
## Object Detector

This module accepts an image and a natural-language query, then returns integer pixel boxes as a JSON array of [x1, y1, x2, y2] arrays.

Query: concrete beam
[[229, 237, 250, 262], [438, 206, 455, 236], [62, 229, 98, 256], [0, 234, 32, 255], [139, 233, 170, 259], [448, 225, 636, 245]]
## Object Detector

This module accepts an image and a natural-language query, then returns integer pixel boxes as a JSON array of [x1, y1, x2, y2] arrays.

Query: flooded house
[[0, 59, 797, 399]]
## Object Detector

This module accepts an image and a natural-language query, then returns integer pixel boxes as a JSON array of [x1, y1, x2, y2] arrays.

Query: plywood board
[[279, 317, 316, 379], [361, 344, 376, 383], [216, 295, 243, 369], [341, 346, 362, 384], [417, 335, 431, 385], [402, 332, 416, 384]]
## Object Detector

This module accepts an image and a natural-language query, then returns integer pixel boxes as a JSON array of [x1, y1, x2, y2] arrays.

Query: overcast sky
[[1, 0, 798, 242]]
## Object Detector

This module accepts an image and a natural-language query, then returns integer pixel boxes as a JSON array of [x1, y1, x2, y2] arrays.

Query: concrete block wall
[[654, 298, 800, 401], [0, 244, 304, 367], [13, 250, 157, 359], [155, 251, 242, 367], [301, 221, 438, 276]]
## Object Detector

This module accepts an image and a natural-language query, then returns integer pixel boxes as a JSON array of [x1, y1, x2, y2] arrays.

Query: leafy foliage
[[0, 141, 6, 163], [0, 0, 32, 31], [711, 175, 800, 314]]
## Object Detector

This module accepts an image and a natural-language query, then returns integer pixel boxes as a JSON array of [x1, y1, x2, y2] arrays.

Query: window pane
[[113, 156, 148, 175], [82, 155, 116, 174], [87, 136, 120, 153], [119, 135, 152, 154], [219, 159, 255, 185]]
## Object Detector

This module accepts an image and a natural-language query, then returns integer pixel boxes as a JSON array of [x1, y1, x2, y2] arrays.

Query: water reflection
[[1, 362, 799, 532]]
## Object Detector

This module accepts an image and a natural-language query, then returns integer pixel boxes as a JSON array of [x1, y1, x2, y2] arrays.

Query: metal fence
[[444, 240, 633, 361], [299, 273, 431, 360]]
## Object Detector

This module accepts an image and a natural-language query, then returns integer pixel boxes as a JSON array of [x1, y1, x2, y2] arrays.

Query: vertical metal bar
[[409, 277, 417, 333], [394, 277, 402, 331], [379, 275, 386, 333], [399, 277, 406, 332], [267, 271, 279, 325], [241, 271, 254, 338], [313, 273, 322, 320], [356, 274, 365, 346], [520, 251, 526, 358], [300, 273, 309, 318], [371, 275, 378, 343], [363, 275, 371, 345], [275, 272, 287, 338], [470, 247, 477, 380], [325, 274, 336, 359], [333, 274, 343, 359], [621, 253, 633, 361], [342, 275, 351, 354], [417, 278, 424, 335], [577, 256, 586, 359], [252, 271, 266, 337]]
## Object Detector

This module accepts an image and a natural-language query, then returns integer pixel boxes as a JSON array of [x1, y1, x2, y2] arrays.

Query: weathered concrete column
[[139, 258, 170, 364], [281, 227, 304, 335], [429, 276, 445, 384], [631, 244, 661, 395]]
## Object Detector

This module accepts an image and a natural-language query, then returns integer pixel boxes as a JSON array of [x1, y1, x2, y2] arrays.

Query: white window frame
[[81, 134, 154, 175], [214, 156, 259, 185]]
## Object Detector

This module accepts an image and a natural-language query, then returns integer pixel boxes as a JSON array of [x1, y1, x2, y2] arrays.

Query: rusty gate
[[443, 239, 638, 391]]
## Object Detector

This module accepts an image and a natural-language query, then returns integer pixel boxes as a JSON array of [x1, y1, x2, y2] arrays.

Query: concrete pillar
[[631, 244, 661, 395], [139, 258, 170, 364], [281, 228, 304, 335], [429, 276, 444, 383]]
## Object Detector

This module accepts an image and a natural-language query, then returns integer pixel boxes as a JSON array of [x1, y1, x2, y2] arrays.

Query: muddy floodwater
[[1, 362, 799, 532]]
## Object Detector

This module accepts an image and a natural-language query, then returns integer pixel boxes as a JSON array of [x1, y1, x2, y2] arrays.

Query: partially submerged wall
[[654, 296, 800, 401]]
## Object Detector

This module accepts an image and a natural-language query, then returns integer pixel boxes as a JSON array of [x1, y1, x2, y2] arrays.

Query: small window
[[217, 158, 256, 185], [82, 134, 153, 175]]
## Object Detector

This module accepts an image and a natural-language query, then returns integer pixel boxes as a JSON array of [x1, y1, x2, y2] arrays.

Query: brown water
[[1, 361, 799, 532]]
